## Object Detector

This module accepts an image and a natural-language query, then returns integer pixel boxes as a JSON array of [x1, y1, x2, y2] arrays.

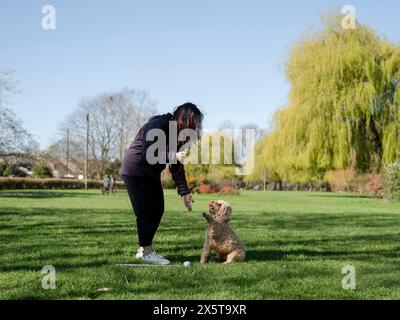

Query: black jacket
[[119, 113, 190, 196]]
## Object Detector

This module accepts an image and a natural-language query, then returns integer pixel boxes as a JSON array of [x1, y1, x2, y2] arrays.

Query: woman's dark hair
[[173, 102, 204, 139]]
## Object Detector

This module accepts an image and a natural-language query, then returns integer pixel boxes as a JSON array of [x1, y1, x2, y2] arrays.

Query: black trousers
[[122, 175, 164, 247]]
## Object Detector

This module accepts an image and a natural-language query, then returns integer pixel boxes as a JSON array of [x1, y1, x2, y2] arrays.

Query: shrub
[[0, 163, 6, 176], [0, 178, 125, 190], [366, 174, 385, 198], [186, 176, 199, 193], [32, 163, 53, 178], [2, 164, 27, 178], [105, 159, 122, 177], [219, 185, 240, 195], [186, 176, 207, 193], [386, 162, 400, 201], [325, 168, 356, 192], [186, 177, 241, 195], [326, 168, 374, 194], [198, 183, 219, 194], [351, 174, 376, 194]]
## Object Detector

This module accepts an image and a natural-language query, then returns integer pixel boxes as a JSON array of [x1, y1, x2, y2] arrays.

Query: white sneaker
[[142, 252, 171, 265], [135, 249, 170, 265], [136, 248, 165, 259]]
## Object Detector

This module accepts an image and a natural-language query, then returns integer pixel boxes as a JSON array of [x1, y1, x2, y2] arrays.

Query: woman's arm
[[140, 117, 168, 164], [169, 162, 193, 212], [169, 163, 190, 196]]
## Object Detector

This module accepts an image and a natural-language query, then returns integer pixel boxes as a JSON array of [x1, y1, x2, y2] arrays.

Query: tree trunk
[[369, 116, 383, 170], [263, 170, 267, 192]]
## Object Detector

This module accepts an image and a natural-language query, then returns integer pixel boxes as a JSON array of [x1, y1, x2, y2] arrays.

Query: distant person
[[110, 175, 116, 194], [120, 103, 203, 265], [101, 175, 111, 195]]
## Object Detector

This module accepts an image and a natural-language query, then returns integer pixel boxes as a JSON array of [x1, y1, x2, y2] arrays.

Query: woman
[[120, 102, 204, 265]]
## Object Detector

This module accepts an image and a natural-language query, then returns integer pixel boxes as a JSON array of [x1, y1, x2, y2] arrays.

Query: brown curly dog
[[200, 200, 246, 264]]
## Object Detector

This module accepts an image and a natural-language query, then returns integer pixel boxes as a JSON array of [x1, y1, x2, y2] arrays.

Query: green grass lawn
[[0, 189, 400, 300]]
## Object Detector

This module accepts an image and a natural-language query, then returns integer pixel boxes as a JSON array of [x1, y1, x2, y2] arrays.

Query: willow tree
[[260, 15, 400, 183], [185, 129, 238, 182]]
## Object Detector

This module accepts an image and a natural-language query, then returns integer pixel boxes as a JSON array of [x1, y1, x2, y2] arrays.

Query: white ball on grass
[[183, 261, 191, 268]]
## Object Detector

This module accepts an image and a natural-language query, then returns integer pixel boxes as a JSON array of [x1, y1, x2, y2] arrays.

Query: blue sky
[[1, 0, 399, 148]]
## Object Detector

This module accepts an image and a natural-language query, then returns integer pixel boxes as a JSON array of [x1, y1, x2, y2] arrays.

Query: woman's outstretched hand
[[183, 194, 193, 212], [176, 151, 188, 163]]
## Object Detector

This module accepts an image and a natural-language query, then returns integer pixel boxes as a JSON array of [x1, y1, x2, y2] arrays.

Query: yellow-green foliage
[[255, 15, 400, 183], [185, 130, 237, 182]]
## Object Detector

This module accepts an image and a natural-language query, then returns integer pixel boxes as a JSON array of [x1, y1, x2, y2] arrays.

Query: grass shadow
[[246, 249, 285, 261]]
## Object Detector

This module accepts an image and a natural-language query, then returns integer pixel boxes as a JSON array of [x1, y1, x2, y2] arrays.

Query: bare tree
[[218, 120, 236, 132], [0, 70, 18, 106], [57, 88, 156, 178], [112, 88, 156, 160], [0, 70, 33, 156]]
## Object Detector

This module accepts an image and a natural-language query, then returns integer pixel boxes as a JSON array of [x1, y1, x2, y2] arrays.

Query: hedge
[[0, 178, 126, 190]]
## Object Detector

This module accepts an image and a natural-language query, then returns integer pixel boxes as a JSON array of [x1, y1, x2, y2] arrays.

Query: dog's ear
[[217, 201, 232, 222], [209, 200, 219, 214], [223, 204, 232, 222]]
